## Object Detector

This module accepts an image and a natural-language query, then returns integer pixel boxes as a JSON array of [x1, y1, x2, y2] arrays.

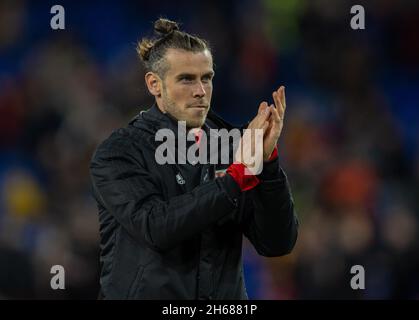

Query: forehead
[[164, 48, 213, 76]]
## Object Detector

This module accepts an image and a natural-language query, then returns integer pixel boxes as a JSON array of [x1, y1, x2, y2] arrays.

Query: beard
[[161, 87, 209, 129]]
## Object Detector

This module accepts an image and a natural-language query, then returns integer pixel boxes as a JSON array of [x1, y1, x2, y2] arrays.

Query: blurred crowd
[[0, 0, 418, 299]]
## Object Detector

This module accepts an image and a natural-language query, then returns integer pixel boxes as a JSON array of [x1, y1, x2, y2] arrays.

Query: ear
[[145, 72, 162, 97]]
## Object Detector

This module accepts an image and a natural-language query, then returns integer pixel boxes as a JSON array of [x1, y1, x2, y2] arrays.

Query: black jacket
[[89, 104, 298, 299]]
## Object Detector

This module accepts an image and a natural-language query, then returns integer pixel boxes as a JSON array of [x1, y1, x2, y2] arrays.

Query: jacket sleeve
[[90, 144, 242, 253], [240, 157, 298, 257]]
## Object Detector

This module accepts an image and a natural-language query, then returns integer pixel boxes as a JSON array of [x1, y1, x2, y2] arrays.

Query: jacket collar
[[131, 102, 236, 139]]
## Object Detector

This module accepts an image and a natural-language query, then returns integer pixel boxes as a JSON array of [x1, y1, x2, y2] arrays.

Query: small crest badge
[[176, 172, 186, 185]]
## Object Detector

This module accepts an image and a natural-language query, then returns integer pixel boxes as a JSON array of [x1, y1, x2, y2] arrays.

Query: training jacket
[[89, 104, 298, 299]]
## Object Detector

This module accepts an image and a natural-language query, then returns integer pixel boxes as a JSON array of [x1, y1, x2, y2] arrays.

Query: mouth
[[188, 105, 208, 110]]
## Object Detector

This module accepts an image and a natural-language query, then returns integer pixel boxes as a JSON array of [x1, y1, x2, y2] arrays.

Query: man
[[90, 18, 298, 299]]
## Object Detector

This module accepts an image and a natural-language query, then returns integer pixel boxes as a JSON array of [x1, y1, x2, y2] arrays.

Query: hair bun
[[154, 18, 179, 36]]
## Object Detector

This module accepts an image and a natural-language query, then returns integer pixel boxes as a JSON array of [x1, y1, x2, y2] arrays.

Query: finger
[[249, 103, 271, 131], [274, 87, 285, 118], [258, 101, 268, 114], [270, 103, 281, 123], [265, 117, 273, 136], [280, 86, 286, 111], [273, 90, 280, 110], [255, 104, 271, 126]]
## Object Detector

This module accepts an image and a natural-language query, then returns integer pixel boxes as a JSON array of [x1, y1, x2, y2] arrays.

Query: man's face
[[159, 48, 214, 128]]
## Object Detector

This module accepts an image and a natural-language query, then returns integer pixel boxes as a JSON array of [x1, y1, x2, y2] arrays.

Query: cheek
[[205, 84, 213, 98], [168, 85, 190, 102]]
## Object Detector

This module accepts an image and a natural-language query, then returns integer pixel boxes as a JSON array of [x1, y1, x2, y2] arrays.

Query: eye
[[202, 75, 213, 83], [179, 76, 194, 83]]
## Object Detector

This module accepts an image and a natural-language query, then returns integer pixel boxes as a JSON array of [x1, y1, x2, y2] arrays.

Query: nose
[[193, 81, 206, 98]]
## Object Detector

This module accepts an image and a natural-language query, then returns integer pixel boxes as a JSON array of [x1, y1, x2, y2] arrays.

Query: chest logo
[[176, 173, 186, 185]]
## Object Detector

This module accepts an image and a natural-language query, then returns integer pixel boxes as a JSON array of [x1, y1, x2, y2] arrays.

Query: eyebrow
[[175, 71, 215, 80]]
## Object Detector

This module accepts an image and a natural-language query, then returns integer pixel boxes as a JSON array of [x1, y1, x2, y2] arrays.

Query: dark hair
[[137, 18, 211, 77]]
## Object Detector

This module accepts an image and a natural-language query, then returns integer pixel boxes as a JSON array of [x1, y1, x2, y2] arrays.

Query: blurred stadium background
[[0, 0, 418, 299]]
